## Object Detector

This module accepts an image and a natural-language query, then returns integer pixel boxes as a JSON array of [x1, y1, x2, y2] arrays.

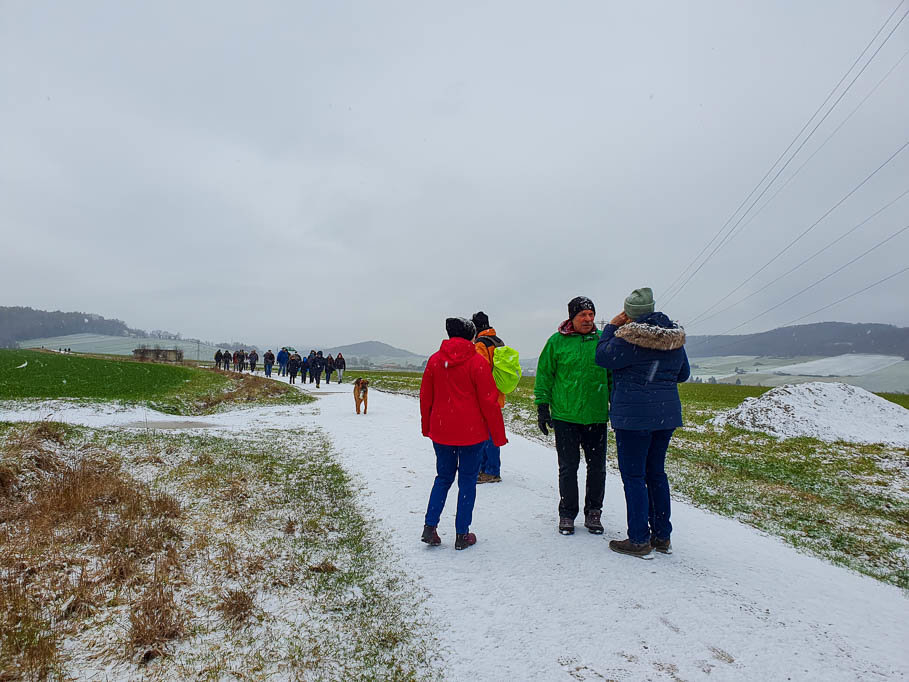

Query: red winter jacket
[[420, 337, 508, 447]]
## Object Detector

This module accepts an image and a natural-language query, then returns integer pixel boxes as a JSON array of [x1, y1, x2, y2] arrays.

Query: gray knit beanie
[[624, 287, 655, 320]]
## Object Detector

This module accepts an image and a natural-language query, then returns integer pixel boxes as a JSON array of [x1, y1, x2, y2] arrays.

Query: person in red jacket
[[420, 317, 507, 551]]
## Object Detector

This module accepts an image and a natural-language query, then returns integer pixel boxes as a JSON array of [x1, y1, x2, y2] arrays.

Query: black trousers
[[553, 420, 608, 519]]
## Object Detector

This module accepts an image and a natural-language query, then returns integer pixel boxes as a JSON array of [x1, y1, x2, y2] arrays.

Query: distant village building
[[133, 347, 184, 363]]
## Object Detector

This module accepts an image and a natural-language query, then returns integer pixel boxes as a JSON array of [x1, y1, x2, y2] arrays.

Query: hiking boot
[[651, 537, 672, 554], [454, 532, 477, 550], [421, 525, 441, 546], [558, 517, 575, 535], [477, 473, 501, 484], [584, 510, 604, 534], [609, 538, 654, 559]]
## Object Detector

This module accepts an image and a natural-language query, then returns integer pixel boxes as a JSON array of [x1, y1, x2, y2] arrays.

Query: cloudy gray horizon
[[2, 1, 908, 357]]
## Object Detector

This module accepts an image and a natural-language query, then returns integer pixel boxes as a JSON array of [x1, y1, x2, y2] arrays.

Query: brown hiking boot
[[454, 532, 477, 550], [421, 524, 441, 546], [609, 538, 654, 559], [558, 517, 575, 535], [651, 537, 672, 554], [584, 510, 604, 534], [477, 473, 502, 484]]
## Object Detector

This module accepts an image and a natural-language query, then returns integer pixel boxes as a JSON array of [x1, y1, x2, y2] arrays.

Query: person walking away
[[277, 348, 289, 376], [214, 349, 223, 370], [263, 350, 275, 377], [239, 350, 247, 372], [471, 311, 507, 484], [595, 288, 689, 559], [534, 296, 612, 536], [248, 349, 259, 374], [287, 353, 301, 384], [311, 351, 325, 388], [307, 351, 317, 383], [300, 353, 309, 382], [420, 318, 507, 550], [233, 350, 240, 372], [325, 354, 335, 384], [335, 353, 346, 383]]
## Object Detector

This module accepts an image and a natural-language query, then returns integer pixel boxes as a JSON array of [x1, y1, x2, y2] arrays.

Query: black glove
[[537, 403, 553, 436]]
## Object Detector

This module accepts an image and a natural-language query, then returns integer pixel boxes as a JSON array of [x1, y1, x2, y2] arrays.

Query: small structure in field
[[133, 347, 184, 363]]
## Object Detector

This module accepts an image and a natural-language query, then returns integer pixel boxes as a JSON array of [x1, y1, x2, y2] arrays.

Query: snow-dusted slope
[[2, 385, 907, 680]]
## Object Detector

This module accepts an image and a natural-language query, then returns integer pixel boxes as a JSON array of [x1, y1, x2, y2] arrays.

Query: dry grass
[[129, 581, 187, 649], [194, 371, 307, 412], [214, 589, 255, 626]]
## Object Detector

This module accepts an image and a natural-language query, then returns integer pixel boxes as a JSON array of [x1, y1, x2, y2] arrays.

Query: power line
[[716, 46, 909, 251], [684, 265, 909, 358], [717, 223, 909, 336], [662, 0, 909, 303], [688, 185, 909, 328], [675, 138, 909, 328]]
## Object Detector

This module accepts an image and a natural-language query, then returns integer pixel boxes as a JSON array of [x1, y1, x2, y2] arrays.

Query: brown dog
[[353, 378, 369, 414]]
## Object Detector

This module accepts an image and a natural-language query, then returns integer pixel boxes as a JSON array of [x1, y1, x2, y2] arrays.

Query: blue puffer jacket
[[595, 312, 690, 431]]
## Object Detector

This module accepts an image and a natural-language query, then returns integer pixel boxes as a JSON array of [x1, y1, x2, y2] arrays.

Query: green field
[[0, 349, 310, 415], [347, 369, 909, 589], [19, 333, 225, 360]]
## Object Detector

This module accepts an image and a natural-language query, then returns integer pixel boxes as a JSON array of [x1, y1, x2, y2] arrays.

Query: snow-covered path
[[2, 384, 907, 680]]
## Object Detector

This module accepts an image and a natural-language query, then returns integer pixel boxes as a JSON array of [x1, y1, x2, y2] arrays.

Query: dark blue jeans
[[425, 441, 484, 534], [480, 439, 500, 477], [264, 362, 273, 377], [279, 362, 287, 376], [614, 428, 675, 544]]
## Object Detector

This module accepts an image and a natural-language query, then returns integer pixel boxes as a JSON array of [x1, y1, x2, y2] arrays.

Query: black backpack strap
[[476, 335, 504, 348]]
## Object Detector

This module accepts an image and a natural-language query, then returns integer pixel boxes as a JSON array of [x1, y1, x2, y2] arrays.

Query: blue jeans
[[614, 428, 675, 544], [425, 441, 484, 534], [480, 439, 500, 477], [279, 362, 287, 376], [264, 362, 273, 377]]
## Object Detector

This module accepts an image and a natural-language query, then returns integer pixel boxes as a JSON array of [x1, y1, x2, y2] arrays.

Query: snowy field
[[19, 333, 221, 360], [2, 381, 907, 680], [771, 354, 903, 377]]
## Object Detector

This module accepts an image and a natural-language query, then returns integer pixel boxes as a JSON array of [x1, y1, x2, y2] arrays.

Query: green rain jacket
[[534, 323, 613, 425]]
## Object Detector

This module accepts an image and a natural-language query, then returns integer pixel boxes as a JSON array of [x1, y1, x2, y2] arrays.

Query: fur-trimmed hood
[[614, 312, 686, 351]]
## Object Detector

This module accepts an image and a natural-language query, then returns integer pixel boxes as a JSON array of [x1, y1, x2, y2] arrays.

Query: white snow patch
[[771, 354, 903, 377], [712, 382, 909, 446]]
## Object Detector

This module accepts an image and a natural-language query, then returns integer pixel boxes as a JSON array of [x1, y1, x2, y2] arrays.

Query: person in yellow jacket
[[472, 311, 506, 483]]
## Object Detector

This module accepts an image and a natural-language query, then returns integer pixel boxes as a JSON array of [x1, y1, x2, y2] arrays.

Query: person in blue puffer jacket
[[595, 287, 690, 559]]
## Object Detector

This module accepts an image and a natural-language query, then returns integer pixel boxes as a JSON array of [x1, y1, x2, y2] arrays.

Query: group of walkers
[[214, 349, 259, 373], [213, 347, 347, 386], [420, 287, 689, 558], [263, 348, 347, 386]]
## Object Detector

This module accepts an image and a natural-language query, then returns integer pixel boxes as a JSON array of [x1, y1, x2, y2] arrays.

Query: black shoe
[[609, 538, 653, 559], [651, 537, 672, 554], [454, 532, 477, 550], [558, 517, 575, 535], [584, 510, 604, 534], [421, 524, 441, 546]]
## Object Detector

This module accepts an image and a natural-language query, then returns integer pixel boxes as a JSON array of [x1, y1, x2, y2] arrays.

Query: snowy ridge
[[712, 382, 909, 446]]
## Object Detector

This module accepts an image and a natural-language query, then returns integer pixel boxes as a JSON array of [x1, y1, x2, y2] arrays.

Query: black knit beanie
[[446, 317, 476, 341], [471, 311, 490, 333], [568, 296, 595, 320]]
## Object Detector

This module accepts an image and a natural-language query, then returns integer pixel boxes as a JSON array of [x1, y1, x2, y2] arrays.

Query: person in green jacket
[[535, 296, 613, 536]]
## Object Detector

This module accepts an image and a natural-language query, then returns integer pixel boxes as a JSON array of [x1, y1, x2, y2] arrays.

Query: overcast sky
[[2, 1, 907, 356]]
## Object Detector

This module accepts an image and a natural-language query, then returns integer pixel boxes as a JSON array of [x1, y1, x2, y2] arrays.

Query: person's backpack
[[476, 335, 522, 394]]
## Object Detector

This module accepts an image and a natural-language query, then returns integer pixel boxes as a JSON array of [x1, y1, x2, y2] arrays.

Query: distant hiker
[[214, 349, 223, 369], [288, 353, 302, 384], [325, 354, 335, 383], [300, 353, 309, 380], [335, 353, 346, 383], [595, 288, 690, 559], [307, 351, 317, 383], [310, 351, 325, 388], [277, 348, 289, 376], [248, 349, 259, 373], [263, 350, 275, 377], [534, 296, 612, 536], [233, 350, 240, 372], [472, 311, 507, 484], [239, 350, 247, 372], [420, 317, 507, 551]]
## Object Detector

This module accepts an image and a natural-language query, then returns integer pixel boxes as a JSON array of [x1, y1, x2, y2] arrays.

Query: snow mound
[[711, 381, 909, 446]]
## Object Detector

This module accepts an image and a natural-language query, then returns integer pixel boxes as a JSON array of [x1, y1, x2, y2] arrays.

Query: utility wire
[[688, 185, 909, 328], [687, 265, 909, 358], [676, 138, 909, 328], [662, 0, 908, 303], [717, 223, 909, 336], [717, 46, 909, 250]]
